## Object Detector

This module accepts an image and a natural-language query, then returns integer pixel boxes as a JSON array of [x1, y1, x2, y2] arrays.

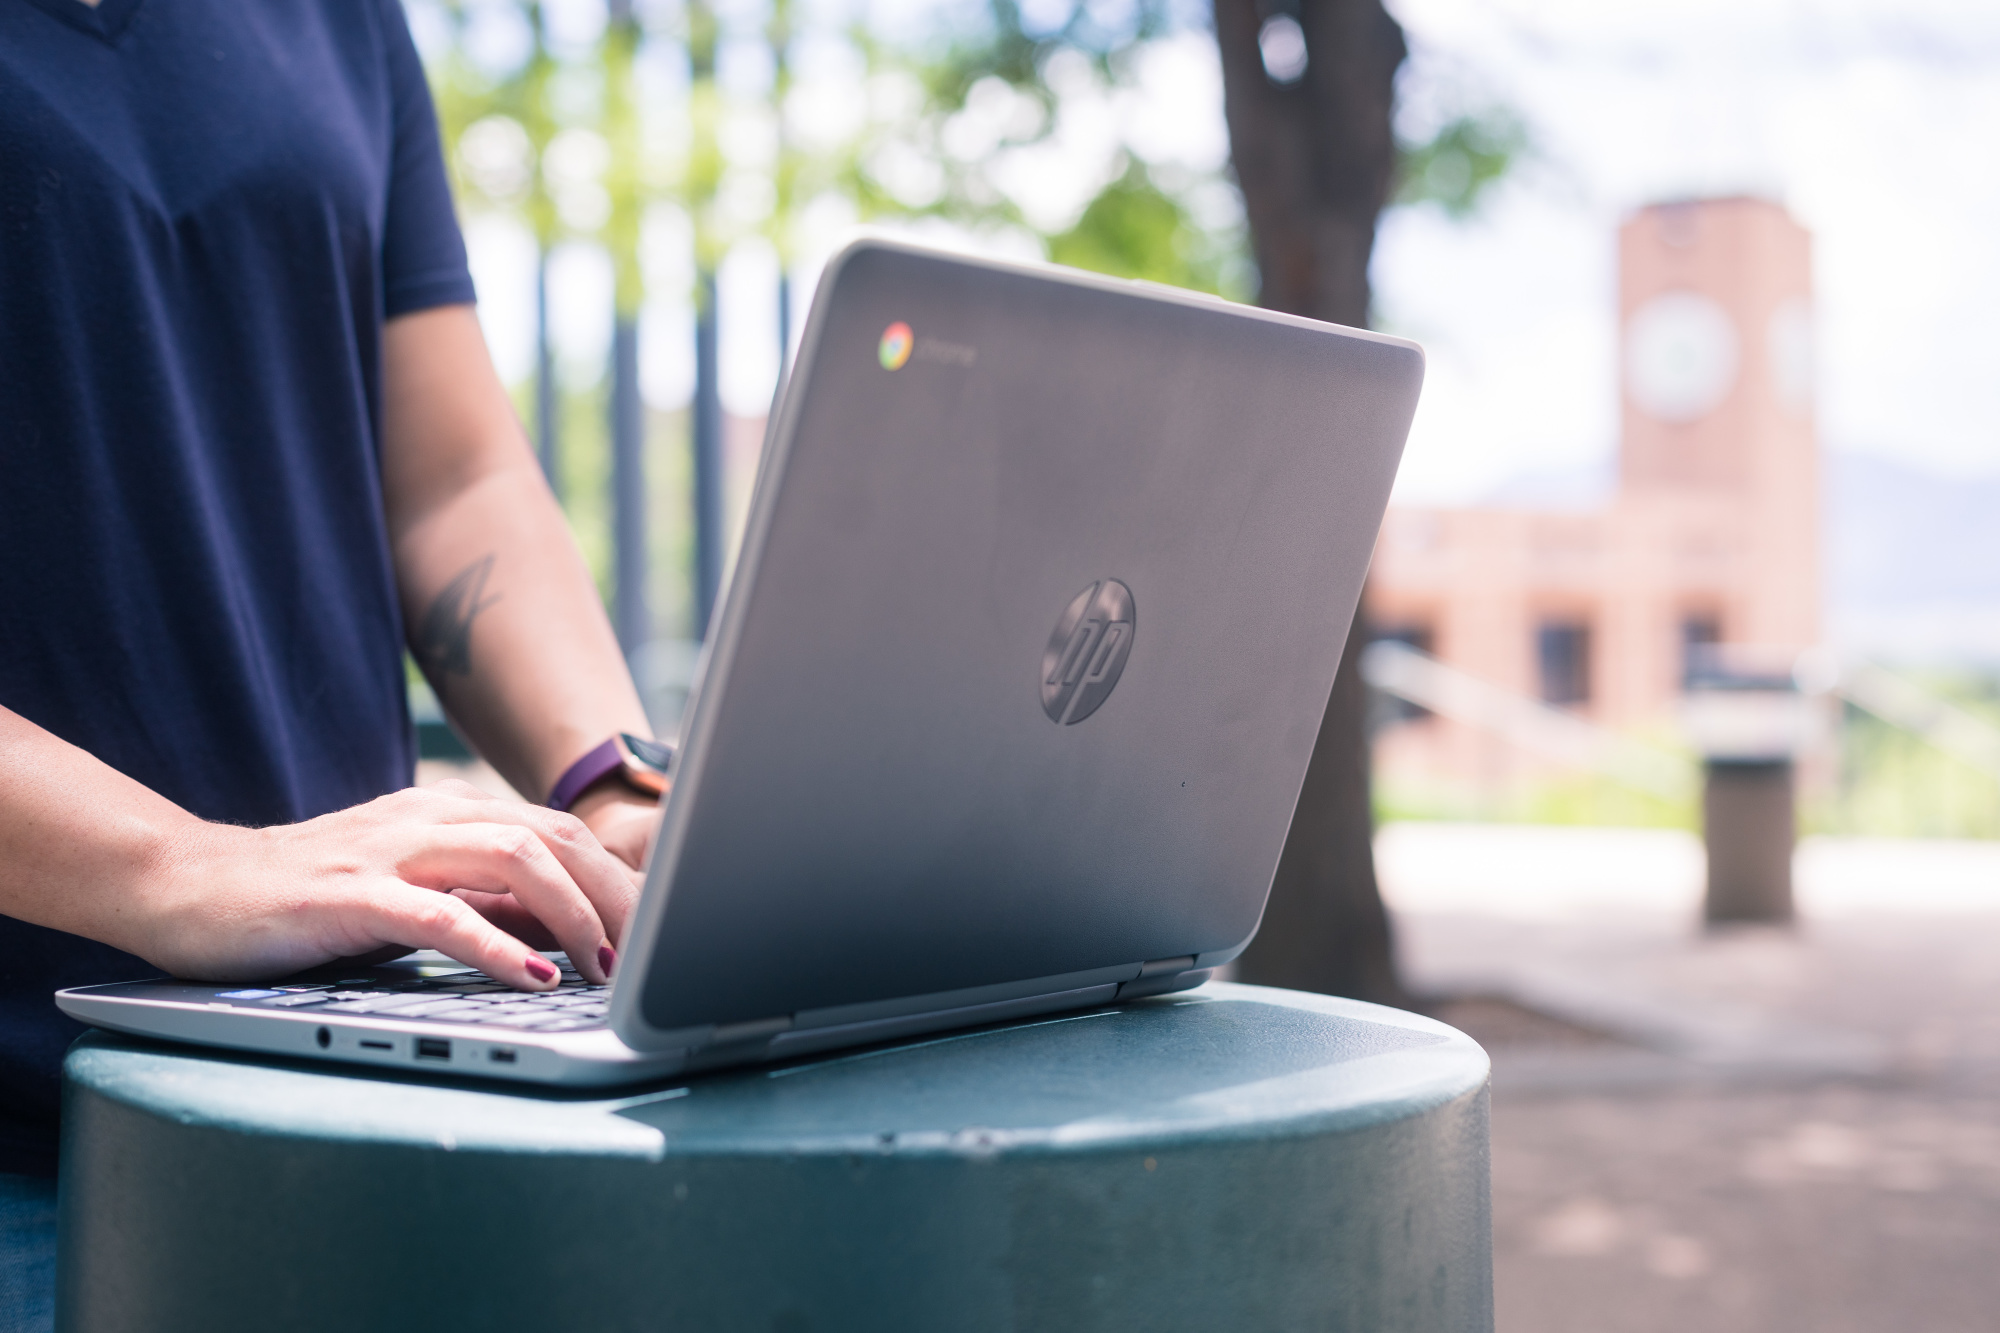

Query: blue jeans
[[0, 1174, 54, 1333]]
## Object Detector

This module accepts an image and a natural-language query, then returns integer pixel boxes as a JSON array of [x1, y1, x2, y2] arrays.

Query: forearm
[[0, 706, 212, 959], [381, 305, 650, 807], [0, 706, 633, 985], [396, 466, 649, 802]]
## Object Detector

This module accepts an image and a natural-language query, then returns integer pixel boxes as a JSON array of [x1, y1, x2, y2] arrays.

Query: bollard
[[57, 983, 1493, 1333], [1702, 758, 1795, 923], [1683, 649, 1807, 928]]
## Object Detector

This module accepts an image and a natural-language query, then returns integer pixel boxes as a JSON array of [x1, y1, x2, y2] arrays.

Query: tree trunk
[[1215, 0, 1409, 1005]]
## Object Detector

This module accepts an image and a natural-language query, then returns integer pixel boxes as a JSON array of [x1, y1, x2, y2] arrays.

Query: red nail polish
[[524, 956, 557, 984], [598, 944, 617, 978]]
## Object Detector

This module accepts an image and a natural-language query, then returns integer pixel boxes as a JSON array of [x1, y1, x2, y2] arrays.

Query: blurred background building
[[1371, 196, 1819, 795]]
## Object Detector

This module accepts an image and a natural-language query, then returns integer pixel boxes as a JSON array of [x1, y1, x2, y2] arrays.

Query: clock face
[[1625, 291, 1739, 423]]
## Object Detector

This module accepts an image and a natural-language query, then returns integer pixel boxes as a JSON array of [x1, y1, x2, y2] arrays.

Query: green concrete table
[[57, 983, 1492, 1332]]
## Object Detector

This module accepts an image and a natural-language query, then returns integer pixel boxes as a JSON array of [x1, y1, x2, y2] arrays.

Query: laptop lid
[[612, 239, 1421, 1053]]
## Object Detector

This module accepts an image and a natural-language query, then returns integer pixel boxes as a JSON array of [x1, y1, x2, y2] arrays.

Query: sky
[[1377, 0, 2000, 503], [455, 0, 2000, 508]]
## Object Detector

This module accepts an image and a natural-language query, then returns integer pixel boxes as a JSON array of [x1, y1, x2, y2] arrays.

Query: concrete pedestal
[[57, 983, 1491, 1333]]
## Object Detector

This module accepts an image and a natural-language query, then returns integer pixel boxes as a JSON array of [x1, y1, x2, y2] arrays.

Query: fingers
[[453, 890, 560, 951], [399, 825, 613, 983], [407, 785, 639, 953], [362, 885, 566, 990]]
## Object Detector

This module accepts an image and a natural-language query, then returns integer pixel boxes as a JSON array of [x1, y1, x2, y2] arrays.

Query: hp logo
[[1040, 579, 1135, 725]]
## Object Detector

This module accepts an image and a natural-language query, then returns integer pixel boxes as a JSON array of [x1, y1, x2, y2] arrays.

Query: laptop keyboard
[[222, 962, 609, 1033]]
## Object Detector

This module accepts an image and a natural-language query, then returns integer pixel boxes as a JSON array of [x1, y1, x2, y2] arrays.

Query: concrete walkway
[[1380, 822, 2000, 1333]]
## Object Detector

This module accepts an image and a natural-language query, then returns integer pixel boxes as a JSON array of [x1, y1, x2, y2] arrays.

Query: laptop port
[[360, 1039, 393, 1051], [415, 1038, 451, 1061], [315, 1027, 331, 1049], [488, 1048, 518, 1064]]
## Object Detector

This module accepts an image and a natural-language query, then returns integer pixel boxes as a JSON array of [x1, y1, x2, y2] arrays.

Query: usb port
[[415, 1038, 451, 1061], [488, 1048, 518, 1064]]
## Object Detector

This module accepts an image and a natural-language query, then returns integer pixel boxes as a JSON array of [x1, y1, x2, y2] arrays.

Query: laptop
[[56, 238, 1423, 1087]]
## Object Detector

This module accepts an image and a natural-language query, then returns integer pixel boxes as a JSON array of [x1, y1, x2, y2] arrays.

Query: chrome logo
[[878, 321, 913, 370]]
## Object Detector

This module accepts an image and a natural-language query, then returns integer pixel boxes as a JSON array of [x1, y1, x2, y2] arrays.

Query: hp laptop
[[57, 238, 1423, 1086]]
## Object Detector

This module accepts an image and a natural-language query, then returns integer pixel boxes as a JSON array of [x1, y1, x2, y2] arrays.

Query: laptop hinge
[[1138, 955, 1197, 979]]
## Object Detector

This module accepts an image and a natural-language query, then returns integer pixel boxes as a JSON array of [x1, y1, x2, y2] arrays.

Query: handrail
[[1800, 652, 2000, 783], [1359, 639, 1690, 798]]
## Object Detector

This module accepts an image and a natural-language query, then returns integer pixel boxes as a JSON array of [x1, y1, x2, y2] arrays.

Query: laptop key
[[265, 994, 331, 1008], [397, 1000, 486, 1019], [340, 995, 443, 1014]]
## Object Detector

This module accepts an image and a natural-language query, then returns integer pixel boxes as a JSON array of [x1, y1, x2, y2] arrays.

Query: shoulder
[[294, 0, 417, 72], [295, 0, 430, 112]]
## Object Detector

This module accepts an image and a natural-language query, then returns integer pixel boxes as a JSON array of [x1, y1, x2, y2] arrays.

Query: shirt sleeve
[[378, 1, 478, 318]]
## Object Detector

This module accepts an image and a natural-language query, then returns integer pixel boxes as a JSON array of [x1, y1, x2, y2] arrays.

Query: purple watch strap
[[547, 738, 624, 812]]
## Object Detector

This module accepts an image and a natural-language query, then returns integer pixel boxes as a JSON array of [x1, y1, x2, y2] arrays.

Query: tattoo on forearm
[[416, 554, 502, 677]]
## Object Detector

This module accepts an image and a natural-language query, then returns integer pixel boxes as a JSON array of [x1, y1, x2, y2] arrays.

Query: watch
[[546, 733, 675, 812]]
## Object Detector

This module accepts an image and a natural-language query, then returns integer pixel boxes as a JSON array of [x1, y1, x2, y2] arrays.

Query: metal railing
[[1359, 639, 1690, 798], [1799, 651, 2000, 783]]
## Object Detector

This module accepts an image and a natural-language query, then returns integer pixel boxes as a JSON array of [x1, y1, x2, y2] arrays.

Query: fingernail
[[598, 944, 617, 978], [524, 955, 558, 984]]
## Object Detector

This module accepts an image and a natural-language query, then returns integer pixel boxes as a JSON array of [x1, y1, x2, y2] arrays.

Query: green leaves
[[1048, 158, 1245, 297], [1395, 109, 1525, 219], [841, 0, 1244, 296]]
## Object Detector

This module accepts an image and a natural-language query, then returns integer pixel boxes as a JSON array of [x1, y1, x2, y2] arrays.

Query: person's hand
[[141, 780, 635, 990], [569, 782, 663, 881]]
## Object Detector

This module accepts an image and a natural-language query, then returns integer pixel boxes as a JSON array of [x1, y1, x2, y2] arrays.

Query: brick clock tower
[[1368, 194, 1822, 760], [1618, 197, 1820, 657]]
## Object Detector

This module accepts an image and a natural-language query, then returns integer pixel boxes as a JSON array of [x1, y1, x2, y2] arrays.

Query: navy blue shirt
[[0, 0, 476, 1174]]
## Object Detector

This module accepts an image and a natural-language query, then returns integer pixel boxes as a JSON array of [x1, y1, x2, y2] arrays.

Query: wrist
[[119, 814, 253, 969], [569, 780, 659, 828], [569, 781, 661, 881]]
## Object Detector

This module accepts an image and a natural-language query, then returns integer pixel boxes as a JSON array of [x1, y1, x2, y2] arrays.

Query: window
[[1537, 621, 1592, 706], [1372, 623, 1434, 722], [1376, 624, 1434, 655], [1681, 615, 1721, 687]]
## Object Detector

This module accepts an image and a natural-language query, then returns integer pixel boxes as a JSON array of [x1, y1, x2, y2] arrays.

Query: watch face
[[620, 734, 675, 772], [1626, 290, 1739, 423], [617, 733, 674, 796]]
